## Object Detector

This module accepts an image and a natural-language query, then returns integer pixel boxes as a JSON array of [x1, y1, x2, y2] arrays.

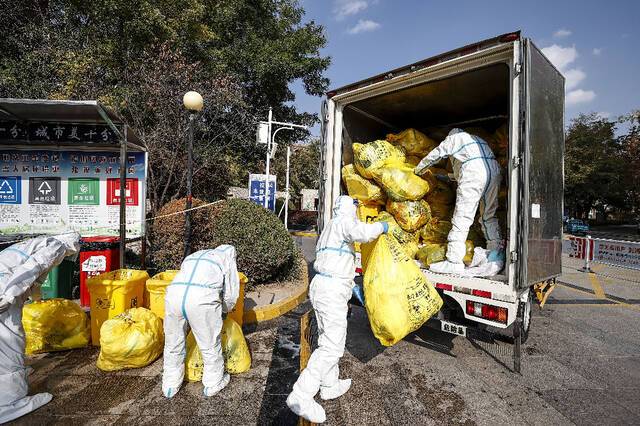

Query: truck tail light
[[435, 283, 453, 291], [466, 301, 507, 324], [472, 289, 492, 298]]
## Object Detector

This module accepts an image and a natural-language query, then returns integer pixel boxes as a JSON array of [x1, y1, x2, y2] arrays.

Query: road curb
[[242, 263, 309, 325], [290, 231, 318, 238]]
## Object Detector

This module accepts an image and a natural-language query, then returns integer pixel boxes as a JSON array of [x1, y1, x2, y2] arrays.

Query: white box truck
[[317, 32, 564, 349]]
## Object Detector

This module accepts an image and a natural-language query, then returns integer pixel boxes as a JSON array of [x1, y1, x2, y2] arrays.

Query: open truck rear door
[[517, 39, 565, 292]]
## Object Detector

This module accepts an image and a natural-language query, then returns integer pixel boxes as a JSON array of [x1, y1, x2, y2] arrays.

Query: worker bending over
[[287, 195, 388, 423], [0, 233, 80, 423], [415, 128, 503, 274], [162, 245, 239, 398]]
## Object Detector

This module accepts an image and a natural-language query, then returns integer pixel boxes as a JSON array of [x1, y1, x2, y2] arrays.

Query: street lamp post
[[183, 91, 203, 258]]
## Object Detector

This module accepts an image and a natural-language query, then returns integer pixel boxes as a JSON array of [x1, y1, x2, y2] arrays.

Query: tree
[[619, 111, 640, 216], [271, 139, 320, 207], [564, 113, 627, 220], [0, 0, 330, 212]]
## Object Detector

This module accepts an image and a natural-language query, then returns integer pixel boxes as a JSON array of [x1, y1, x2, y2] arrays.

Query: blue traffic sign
[[249, 174, 276, 211], [0, 176, 21, 204]]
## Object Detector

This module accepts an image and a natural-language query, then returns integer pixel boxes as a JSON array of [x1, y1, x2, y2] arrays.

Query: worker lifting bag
[[185, 317, 251, 381], [96, 308, 164, 371], [23, 299, 90, 355], [364, 234, 443, 346]]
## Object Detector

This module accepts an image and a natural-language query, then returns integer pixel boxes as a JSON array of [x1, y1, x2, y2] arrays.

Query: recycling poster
[[0, 149, 147, 237]]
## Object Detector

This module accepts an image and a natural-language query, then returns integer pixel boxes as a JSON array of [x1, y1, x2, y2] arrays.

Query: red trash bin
[[79, 236, 120, 307]]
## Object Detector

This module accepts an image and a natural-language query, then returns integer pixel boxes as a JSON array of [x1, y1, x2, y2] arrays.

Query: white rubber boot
[[286, 391, 326, 423], [320, 378, 352, 401], [203, 373, 230, 397], [429, 260, 464, 274]]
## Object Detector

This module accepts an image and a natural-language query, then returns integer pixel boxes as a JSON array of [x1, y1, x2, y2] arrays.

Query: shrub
[[151, 198, 299, 287]]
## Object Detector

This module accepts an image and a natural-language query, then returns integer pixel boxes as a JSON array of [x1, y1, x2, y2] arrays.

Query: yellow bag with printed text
[[386, 199, 432, 232], [342, 164, 386, 205], [96, 307, 163, 371], [416, 243, 447, 267], [185, 317, 251, 381], [353, 140, 406, 179], [361, 212, 419, 272], [373, 164, 432, 201], [23, 299, 90, 355], [364, 234, 443, 346], [421, 218, 453, 243], [386, 128, 438, 156]]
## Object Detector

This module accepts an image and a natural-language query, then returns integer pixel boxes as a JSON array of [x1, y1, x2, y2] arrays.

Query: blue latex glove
[[487, 250, 505, 263], [351, 285, 366, 306], [381, 222, 389, 234]]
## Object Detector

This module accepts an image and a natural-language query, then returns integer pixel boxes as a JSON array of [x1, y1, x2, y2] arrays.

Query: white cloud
[[347, 19, 380, 34], [541, 44, 578, 71], [592, 47, 602, 56], [333, 0, 368, 20], [596, 111, 611, 119], [566, 89, 596, 105], [553, 28, 572, 38], [563, 68, 586, 90]]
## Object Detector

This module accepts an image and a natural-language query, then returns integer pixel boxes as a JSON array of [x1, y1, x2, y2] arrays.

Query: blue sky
[[292, 0, 639, 136]]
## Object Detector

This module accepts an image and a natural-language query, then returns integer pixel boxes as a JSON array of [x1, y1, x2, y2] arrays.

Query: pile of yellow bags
[[352, 140, 405, 178], [186, 317, 251, 381], [342, 164, 386, 205], [96, 308, 163, 371], [23, 299, 90, 354], [386, 199, 431, 233], [364, 234, 443, 346]]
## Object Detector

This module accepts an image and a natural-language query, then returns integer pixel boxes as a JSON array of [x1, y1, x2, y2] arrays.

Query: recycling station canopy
[[0, 99, 147, 260]]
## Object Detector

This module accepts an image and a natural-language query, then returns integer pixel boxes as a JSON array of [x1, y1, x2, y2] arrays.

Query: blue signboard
[[0, 176, 21, 204], [249, 174, 276, 211]]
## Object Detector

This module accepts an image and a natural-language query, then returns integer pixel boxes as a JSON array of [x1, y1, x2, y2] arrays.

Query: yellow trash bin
[[87, 269, 150, 346], [144, 270, 179, 319], [227, 272, 247, 326]]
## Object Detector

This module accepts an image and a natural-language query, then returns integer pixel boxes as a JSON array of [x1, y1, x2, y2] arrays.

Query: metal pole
[[264, 108, 272, 210], [581, 235, 592, 272], [285, 146, 291, 229], [119, 125, 127, 269], [184, 113, 194, 258]]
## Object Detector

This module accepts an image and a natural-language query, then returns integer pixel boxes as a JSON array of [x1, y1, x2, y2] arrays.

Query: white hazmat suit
[[286, 195, 387, 423], [162, 245, 239, 398], [415, 129, 503, 274], [0, 233, 80, 424]]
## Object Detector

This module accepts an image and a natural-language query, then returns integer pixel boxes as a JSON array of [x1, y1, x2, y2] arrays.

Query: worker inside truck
[[414, 128, 504, 276]]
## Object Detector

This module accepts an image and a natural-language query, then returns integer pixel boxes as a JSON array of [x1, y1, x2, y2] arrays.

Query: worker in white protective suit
[[415, 128, 504, 275], [0, 233, 80, 424], [286, 195, 388, 423], [162, 245, 239, 398]]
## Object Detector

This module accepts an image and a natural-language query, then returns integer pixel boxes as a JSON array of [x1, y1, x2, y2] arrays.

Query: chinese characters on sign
[[562, 236, 640, 271], [0, 149, 147, 237], [0, 121, 118, 144], [248, 174, 277, 212]]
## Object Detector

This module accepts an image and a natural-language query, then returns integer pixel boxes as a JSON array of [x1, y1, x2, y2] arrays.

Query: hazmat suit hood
[[332, 195, 356, 219], [448, 128, 464, 136]]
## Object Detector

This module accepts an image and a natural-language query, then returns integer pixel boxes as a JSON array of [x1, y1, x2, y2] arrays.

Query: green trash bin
[[41, 259, 74, 300]]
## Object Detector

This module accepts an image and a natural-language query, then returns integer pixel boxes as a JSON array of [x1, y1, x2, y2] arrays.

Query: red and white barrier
[[563, 235, 640, 271]]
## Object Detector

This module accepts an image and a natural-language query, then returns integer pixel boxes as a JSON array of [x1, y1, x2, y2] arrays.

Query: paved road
[[13, 237, 640, 425]]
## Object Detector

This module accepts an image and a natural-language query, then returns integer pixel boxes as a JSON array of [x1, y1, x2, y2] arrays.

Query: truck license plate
[[441, 321, 466, 337]]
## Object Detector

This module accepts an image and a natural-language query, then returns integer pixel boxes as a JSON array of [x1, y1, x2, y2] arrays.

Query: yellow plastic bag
[[373, 164, 432, 201], [425, 180, 456, 207], [342, 164, 386, 205], [357, 202, 382, 224], [421, 219, 452, 243], [185, 317, 251, 381], [405, 155, 423, 167], [364, 235, 443, 346], [353, 140, 406, 179], [23, 299, 90, 355], [96, 308, 163, 371], [416, 243, 446, 267], [361, 212, 419, 271], [386, 199, 431, 232], [429, 202, 454, 220], [386, 128, 437, 156]]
